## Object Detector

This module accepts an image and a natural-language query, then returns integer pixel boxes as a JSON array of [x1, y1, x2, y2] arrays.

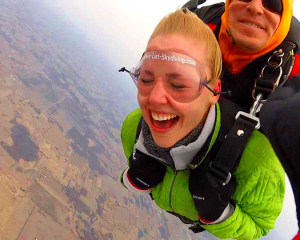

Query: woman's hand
[[189, 163, 236, 224], [127, 149, 166, 190]]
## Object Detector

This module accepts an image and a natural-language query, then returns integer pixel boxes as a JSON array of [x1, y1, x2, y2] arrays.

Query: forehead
[[140, 51, 201, 79], [146, 34, 209, 65]]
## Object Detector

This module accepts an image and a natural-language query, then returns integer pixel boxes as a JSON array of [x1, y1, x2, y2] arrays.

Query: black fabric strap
[[208, 113, 257, 186], [128, 118, 143, 166], [136, 118, 143, 141], [254, 41, 296, 99], [167, 211, 205, 233], [279, 41, 297, 66], [285, 17, 300, 51], [182, 0, 206, 11], [189, 223, 205, 233]]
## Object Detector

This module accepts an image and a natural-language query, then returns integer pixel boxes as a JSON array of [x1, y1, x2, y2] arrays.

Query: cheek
[[270, 15, 281, 32], [137, 94, 150, 120], [137, 93, 146, 108], [183, 96, 211, 125], [180, 103, 206, 125], [227, 6, 237, 28]]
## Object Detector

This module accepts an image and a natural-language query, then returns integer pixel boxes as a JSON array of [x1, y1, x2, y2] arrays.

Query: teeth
[[151, 112, 177, 121], [244, 22, 263, 29]]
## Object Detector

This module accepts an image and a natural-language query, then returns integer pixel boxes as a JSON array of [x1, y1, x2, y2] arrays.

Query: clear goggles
[[121, 51, 213, 103]]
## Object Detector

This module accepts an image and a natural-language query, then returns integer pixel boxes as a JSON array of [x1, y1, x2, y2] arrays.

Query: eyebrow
[[142, 70, 154, 76], [166, 73, 182, 79], [142, 70, 183, 78], [143, 68, 183, 75]]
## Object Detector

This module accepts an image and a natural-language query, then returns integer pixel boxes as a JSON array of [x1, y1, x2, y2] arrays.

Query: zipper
[[169, 169, 177, 212]]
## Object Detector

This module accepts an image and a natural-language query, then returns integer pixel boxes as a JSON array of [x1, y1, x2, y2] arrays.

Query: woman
[[120, 9, 285, 239]]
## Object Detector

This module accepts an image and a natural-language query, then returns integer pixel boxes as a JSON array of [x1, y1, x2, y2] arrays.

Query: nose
[[148, 80, 169, 105], [246, 0, 264, 15]]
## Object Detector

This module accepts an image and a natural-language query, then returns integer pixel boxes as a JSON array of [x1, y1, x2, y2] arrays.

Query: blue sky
[[43, 0, 299, 238]]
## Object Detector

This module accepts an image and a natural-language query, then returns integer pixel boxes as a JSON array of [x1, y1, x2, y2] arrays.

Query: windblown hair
[[149, 8, 222, 84]]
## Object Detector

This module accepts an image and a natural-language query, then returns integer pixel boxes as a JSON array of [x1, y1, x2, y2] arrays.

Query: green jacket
[[120, 104, 285, 240]]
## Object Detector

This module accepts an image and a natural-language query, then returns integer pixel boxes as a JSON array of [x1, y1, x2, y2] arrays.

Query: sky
[[45, 0, 300, 69], [43, 0, 299, 238]]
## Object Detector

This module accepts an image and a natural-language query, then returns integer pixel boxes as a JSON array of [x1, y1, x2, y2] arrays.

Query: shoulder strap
[[183, 98, 255, 233], [209, 114, 257, 186], [201, 98, 258, 186], [182, 0, 206, 11], [127, 118, 143, 166], [285, 17, 300, 53], [183, 1, 225, 25], [253, 16, 300, 99], [135, 118, 143, 141], [252, 42, 296, 100]]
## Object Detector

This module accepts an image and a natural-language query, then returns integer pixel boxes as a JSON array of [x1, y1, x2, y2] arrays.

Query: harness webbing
[[253, 41, 296, 100], [182, 0, 206, 11]]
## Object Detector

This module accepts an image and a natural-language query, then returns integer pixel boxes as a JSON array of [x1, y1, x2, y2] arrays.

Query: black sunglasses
[[240, 0, 283, 14]]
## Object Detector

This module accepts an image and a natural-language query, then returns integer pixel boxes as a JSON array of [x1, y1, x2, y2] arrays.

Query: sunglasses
[[240, 0, 283, 14]]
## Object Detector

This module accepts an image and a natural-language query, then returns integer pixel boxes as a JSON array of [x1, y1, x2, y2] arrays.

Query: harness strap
[[182, 0, 206, 11], [208, 113, 257, 187], [186, 99, 256, 233], [179, 1, 298, 232], [253, 41, 296, 100]]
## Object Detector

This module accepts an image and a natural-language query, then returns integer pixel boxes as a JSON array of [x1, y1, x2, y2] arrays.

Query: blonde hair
[[149, 9, 222, 84]]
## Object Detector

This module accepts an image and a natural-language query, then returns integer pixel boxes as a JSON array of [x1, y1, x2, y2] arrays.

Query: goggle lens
[[131, 51, 207, 103]]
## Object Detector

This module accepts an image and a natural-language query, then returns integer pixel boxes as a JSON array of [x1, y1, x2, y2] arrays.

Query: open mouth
[[240, 21, 264, 30], [150, 111, 179, 132]]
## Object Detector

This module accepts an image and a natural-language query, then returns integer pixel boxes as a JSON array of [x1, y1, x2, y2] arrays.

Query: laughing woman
[[119, 9, 285, 240]]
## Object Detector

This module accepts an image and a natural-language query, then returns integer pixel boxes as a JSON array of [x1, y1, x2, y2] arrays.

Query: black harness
[[180, 0, 299, 232]]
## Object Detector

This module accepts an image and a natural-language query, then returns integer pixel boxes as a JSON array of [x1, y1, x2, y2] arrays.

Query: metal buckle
[[252, 49, 284, 100], [208, 162, 232, 186], [267, 49, 284, 69], [235, 111, 260, 129]]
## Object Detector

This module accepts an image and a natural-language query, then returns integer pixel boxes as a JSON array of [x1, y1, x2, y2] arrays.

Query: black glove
[[127, 149, 166, 190], [189, 162, 236, 223]]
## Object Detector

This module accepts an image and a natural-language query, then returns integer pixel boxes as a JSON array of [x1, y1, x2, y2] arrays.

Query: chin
[[236, 38, 266, 52], [152, 134, 177, 148]]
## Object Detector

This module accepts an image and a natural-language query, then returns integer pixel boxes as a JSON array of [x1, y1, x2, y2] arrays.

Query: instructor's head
[[219, 0, 294, 73], [224, 0, 293, 52]]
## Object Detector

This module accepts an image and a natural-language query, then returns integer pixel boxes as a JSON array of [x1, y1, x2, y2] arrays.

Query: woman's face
[[138, 34, 218, 148]]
